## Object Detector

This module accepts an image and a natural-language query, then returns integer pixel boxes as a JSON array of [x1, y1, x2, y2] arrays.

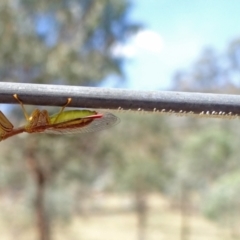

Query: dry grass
[[0, 194, 233, 240]]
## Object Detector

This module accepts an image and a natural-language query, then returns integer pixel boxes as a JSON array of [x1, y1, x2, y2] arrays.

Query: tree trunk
[[26, 138, 50, 240], [135, 191, 147, 240], [180, 185, 191, 240]]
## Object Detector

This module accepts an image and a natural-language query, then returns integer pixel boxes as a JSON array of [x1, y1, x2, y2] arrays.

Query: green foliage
[[97, 113, 175, 193], [203, 171, 240, 222], [0, 0, 140, 85], [165, 118, 240, 211], [181, 126, 236, 184]]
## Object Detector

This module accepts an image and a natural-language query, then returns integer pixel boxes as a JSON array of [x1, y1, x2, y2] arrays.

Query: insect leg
[[13, 94, 30, 121], [52, 98, 72, 124]]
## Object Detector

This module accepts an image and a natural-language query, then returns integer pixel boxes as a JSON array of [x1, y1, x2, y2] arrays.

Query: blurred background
[[1, 0, 240, 240]]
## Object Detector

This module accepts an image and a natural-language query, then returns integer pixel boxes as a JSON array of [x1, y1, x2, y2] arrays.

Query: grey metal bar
[[0, 82, 240, 119]]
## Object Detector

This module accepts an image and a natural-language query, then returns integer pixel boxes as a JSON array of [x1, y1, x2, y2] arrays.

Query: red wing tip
[[87, 114, 103, 119]]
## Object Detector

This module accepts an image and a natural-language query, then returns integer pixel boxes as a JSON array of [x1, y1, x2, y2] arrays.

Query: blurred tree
[[172, 42, 240, 93], [97, 113, 174, 240], [171, 37, 240, 238], [0, 0, 139, 85], [203, 171, 240, 239], [0, 0, 140, 240], [167, 119, 240, 240]]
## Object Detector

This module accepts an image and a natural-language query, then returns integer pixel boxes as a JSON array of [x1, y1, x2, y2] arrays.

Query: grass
[[0, 193, 233, 240]]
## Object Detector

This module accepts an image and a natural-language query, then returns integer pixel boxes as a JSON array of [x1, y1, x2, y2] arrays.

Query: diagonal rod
[[0, 82, 240, 119]]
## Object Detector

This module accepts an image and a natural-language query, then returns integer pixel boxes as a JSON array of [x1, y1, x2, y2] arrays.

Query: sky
[[110, 0, 240, 90]]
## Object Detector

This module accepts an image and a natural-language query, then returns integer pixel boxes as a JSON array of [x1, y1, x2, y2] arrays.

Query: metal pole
[[0, 82, 240, 119]]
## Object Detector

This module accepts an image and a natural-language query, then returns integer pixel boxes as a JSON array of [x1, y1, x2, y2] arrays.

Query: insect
[[0, 94, 119, 141], [0, 110, 14, 139]]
